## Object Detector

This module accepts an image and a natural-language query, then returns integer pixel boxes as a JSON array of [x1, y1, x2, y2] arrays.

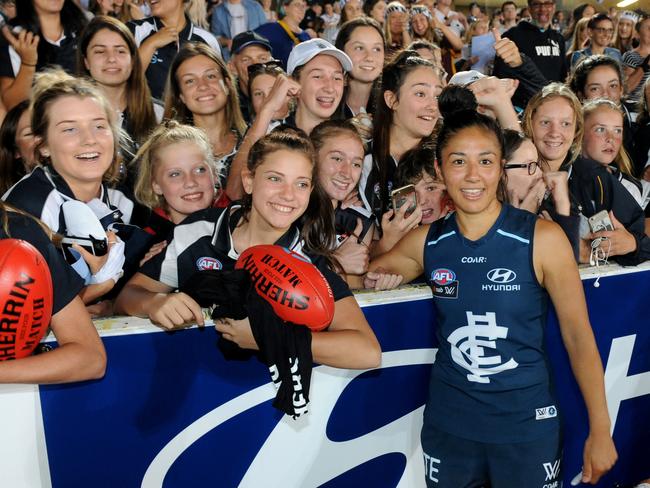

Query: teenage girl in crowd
[[312, 120, 374, 286], [3, 75, 138, 303], [409, 5, 463, 53], [0, 0, 88, 109], [633, 77, 650, 181], [366, 108, 617, 488], [163, 43, 246, 196], [0, 100, 36, 194], [362, 0, 386, 27], [77, 15, 159, 149], [247, 61, 293, 131], [115, 129, 381, 370], [335, 17, 385, 119], [522, 83, 649, 265], [225, 38, 351, 200], [133, 121, 221, 251], [362, 51, 439, 254], [614, 10, 638, 55], [384, 2, 411, 56], [89, 0, 134, 23], [567, 55, 636, 168], [581, 99, 650, 213], [128, 0, 221, 100], [622, 14, 650, 105], [566, 17, 590, 62], [0, 202, 106, 383], [502, 128, 579, 257]]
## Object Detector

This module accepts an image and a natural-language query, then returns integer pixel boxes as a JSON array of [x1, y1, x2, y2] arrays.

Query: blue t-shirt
[[422, 204, 559, 443], [254, 22, 310, 69]]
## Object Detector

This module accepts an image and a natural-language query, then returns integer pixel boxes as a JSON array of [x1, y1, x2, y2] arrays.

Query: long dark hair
[[77, 16, 157, 145], [372, 50, 436, 214], [241, 128, 337, 259], [13, 0, 88, 69], [567, 54, 623, 101], [0, 101, 30, 195], [163, 43, 246, 137]]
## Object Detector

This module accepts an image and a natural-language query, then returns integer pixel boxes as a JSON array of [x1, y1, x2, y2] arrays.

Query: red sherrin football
[[0, 239, 53, 360], [235, 245, 335, 331]]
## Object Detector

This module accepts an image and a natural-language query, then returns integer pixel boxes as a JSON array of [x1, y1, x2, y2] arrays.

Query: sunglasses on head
[[247, 59, 284, 76]]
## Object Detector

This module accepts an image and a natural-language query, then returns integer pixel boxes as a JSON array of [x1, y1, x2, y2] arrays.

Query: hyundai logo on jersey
[[486, 268, 517, 284], [196, 257, 223, 271]]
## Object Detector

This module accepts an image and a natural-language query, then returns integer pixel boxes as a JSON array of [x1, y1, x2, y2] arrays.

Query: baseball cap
[[287, 39, 353, 75], [448, 70, 486, 86], [231, 31, 272, 55]]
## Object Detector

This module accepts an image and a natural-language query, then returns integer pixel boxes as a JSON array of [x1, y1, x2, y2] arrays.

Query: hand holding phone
[[588, 210, 614, 234], [391, 184, 418, 216]]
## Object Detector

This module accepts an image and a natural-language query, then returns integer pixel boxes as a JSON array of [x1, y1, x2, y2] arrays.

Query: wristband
[[22, 62, 37, 67]]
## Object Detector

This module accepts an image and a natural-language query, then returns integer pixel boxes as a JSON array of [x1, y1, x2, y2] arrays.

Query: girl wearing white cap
[[614, 11, 638, 55], [225, 38, 352, 200]]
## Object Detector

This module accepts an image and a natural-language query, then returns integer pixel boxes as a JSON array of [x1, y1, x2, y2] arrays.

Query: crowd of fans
[[0, 0, 648, 483], [0, 0, 648, 470]]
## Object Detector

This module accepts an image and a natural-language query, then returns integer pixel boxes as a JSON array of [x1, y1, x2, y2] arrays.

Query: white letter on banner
[[604, 335, 650, 432]]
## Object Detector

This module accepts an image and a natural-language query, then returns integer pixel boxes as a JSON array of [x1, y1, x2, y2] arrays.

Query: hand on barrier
[[148, 292, 204, 330], [364, 268, 403, 291]]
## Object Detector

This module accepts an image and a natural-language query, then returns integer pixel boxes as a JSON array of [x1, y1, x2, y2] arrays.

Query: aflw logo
[[543, 459, 561, 481]]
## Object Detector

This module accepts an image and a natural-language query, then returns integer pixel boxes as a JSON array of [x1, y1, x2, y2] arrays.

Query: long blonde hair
[[522, 83, 584, 168], [31, 73, 124, 184], [133, 121, 221, 209], [582, 98, 635, 177]]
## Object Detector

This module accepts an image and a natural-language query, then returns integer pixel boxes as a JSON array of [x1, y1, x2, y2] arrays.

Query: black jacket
[[566, 156, 649, 266], [493, 21, 568, 108]]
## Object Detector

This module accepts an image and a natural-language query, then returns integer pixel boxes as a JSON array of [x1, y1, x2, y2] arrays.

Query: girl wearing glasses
[[503, 129, 578, 257], [365, 105, 616, 487], [523, 82, 649, 265], [164, 43, 246, 200], [570, 13, 621, 68]]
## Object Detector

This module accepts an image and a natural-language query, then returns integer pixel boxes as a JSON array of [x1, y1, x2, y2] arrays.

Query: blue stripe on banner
[[496, 229, 530, 244]]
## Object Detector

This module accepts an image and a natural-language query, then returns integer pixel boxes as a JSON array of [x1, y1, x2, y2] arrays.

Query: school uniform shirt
[[0, 26, 79, 78], [2, 166, 134, 234], [139, 203, 352, 302], [422, 204, 559, 443], [359, 146, 398, 221], [128, 15, 222, 99], [1, 212, 84, 316]]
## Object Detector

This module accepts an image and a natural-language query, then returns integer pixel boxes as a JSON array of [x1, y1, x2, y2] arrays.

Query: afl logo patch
[[196, 257, 222, 271], [430, 268, 459, 299], [431, 268, 456, 286]]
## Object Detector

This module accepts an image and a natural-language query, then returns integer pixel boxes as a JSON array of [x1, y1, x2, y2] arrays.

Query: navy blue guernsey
[[422, 204, 559, 443]]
